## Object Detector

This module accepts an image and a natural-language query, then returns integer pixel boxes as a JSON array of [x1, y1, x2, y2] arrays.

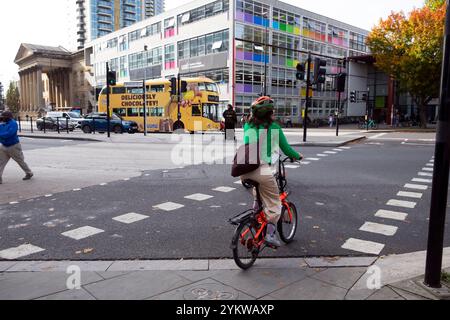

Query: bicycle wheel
[[278, 202, 298, 244], [232, 222, 260, 270]]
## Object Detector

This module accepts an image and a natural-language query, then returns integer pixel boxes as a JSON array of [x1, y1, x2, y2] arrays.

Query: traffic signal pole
[[303, 52, 312, 143], [143, 79, 147, 136], [424, 0, 450, 289], [106, 62, 111, 138]]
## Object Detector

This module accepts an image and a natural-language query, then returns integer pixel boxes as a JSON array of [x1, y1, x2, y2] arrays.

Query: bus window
[[112, 87, 126, 94], [198, 83, 206, 91], [203, 104, 219, 122], [113, 108, 127, 117], [150, 85, 165, 92], [205, 83, 219, 93], [127, 108, 140, 117], [127, 87, 143, 94], [139, 108, 150, 117], [150, 107, 164, 117], [192, 105, 202, 117]]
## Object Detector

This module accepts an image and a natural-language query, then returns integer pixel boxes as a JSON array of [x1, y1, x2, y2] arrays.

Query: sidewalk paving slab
[[37, 288, 97, 300], [366, 286, 405, 300], [83, 271, 192, 300], [388, 286, 431, 300], [203, 268, 316, 299], [209, 258, 307, 270], [148, 279, 255, 300], [107, 260, 209, 272], [345, 288, 377, 300], [309, 267, 367, 290], [0, 271, 103, 300], [389, 278, 439, 300], [268, 277, 348, 300], [0, 261, 18, 272], [305, 257, 377, 268], [6, 260, 114, 272]]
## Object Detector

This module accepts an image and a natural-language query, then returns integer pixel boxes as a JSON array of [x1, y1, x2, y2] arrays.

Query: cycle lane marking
[[359, 222, 398, 236]]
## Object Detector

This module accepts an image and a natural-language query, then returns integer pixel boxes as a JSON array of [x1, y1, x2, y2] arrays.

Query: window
[[165, 44, 175, 70], [177, 0, 229, 26], [112, 87, 126, 94], [192, 105, 202, 116], [164, 17, 175, 38], [127, 108, 140, 117], [129, 47, 163, 70], [303, 17, 326, 42], [113, 108, 127, 117], [177, 29, 228, 60], [150, 85, 164, 92], [328, 25, 348, 47], [119, 35, 128, 51]]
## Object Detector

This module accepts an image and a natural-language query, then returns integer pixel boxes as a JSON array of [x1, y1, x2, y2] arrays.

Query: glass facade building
[[86, 0, 370, 123]]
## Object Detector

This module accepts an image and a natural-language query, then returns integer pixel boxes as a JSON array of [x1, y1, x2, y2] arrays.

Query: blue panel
[[254, 16, 263, 26], [272, 21, 279, 29], [253, 54, 262, 62]]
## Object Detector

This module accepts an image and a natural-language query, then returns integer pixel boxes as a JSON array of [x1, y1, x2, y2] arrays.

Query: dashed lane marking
[[422, 168, 433, 172], [359, 222, 398, 236], [113, 213, 149, 224], [404, 184, 428, 191], [300, 161, 311, 165], [397, 191, 423, 199], [387, 199, 417, 209], [305, 158, 320, 161], [375, 209, 408, 221], [153, 202, 185, 212], [418, 172, 433, 177], [213, 187, 236, 193], [341, 238, 385, 255], [317, 154, 328, 157], [285, 165, 300, 169], [425, 163, 434, 167], [339, 147, 351, 150], [324, 151, 337, 154], [61, 226, 105, 240], [0, 244, 45, 260], [412, 178, 432, 184], [184, 194, 215, 201], [333, 149, 344, 152]]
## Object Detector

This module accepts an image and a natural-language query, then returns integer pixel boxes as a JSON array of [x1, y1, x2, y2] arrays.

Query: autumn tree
[[6, 82, 20, 115], [367, 4, 445, 127]]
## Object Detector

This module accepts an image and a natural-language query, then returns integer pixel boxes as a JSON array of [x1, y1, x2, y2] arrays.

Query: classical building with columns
[[14, 43, 95, 118]]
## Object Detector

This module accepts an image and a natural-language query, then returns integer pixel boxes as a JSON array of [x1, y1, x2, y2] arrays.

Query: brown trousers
[[0, 143, 33, 179], [241, 164, 282, 224]]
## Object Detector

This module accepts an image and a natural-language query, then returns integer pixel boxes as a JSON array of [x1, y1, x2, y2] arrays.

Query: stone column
[[30, 70, 36, 112], [25, 72, 30, 112], [55, 71, 60, 109], [68, 70, 74, 108], [36, 68, 44, 113], [59, 71, 65, 109]]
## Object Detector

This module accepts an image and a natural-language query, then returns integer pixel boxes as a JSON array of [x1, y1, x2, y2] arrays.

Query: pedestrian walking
[[0, 111, 34, 184], [223, 104, 238, 141]]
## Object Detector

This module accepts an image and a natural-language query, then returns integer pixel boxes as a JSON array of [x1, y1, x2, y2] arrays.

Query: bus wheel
[[173, 121, 185, 131]]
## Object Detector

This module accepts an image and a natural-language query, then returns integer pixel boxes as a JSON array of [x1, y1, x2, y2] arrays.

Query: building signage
[[179, 52, 228, 74]]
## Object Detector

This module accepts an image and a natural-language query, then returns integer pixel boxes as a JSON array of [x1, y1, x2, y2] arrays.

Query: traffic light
[[296, 63, 306, 81], [180, 81, 188, 93], [350, 90, 357, 103], [336, 73, 347, 93], [313, 58, 327, 84], [107, 71, 117, 86], [170, 77, 177, 96]]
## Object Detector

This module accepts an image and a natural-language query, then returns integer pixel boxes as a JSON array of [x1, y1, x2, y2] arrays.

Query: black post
[[336, 89, 341, 137], [143, 79, 147, 136], [57, 117, 60, 134], [66, 117, 69, 134], [424, 0, 450, 289], [93, 118, 96, 134], [177, 74, 181, 123], [366, 90, 370, 131], [43, 117, 46, 134], [264, 23, 268, 96], [106, 62, 111, 138], [303, 52, 312, 142], [30, 117, 33, 133], [18, 117, 22, 132]]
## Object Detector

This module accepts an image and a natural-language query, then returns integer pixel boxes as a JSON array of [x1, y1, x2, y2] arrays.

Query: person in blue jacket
[[0, 111, 33, 184]]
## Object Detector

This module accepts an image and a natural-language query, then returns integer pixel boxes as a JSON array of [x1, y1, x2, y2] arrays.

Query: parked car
[[46, 111, 83, 128], [36, 117, 76, 131], [80, 113, 139, 134]]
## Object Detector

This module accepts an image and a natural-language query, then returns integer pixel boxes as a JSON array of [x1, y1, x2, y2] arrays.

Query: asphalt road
[[1, 133, 448, 261]]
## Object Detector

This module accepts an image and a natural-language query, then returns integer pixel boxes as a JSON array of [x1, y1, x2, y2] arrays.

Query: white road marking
[[341, 238, 385, 255], [397, 191, 423, 199], [418, 172, 433, 177], [359, 222, 398, 236], [61, 226, 105, 240], [375, 209, 408, 221], [113, 213, 149, 224], [422, 168, 433, 172], [333, 149, 344, 152], [306, 158, 320, 161], [300, 161, 311, 165], [45, 194, 53, 198], [153, 202, 185, 212], [387, 199, 417, 209], [369, 133, 388, 140], [404, 184, 428, 191], [0, 244, 45, 260], [213, 187, 236, 193], [430, 160, 434, 163], [339, 147, 351, 150], [100, 183, 108, 186], [9, 202, 19, 205], [317, 154, 328, 157], [412, 178, 432, 184], [324, 151, 337, 154], [123, 178, 130, 181], [426, 163, 434, 167], [234, 180, 242, 184], [73, 188, 82, 192], [184, 193, 214, 201], [285, 165, 300, 169]]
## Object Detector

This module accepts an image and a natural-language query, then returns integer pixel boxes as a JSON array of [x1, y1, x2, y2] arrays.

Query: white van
[[46, 111, 83, 128]]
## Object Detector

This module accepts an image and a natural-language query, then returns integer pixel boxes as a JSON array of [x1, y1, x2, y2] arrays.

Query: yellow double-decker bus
[[98, 77, 222, 133]]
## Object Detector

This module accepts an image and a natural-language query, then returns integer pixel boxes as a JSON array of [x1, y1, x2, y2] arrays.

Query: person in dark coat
[[223, 104, 238, 141]]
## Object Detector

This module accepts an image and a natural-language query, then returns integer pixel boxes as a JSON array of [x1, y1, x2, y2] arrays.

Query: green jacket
[[243, 122, 300, 165]]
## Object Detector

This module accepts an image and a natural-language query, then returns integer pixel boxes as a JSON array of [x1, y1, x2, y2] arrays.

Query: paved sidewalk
[[1, 248, 449, 300]]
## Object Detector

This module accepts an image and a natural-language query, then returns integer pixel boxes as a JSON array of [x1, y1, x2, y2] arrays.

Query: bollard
[[30, 117, 34, 133], [66, 117, 69, 134], [57, 117, 60, 134], [18, 117, 22, 132], [43, 117, 46, 133], [93, 118, 96, 134]]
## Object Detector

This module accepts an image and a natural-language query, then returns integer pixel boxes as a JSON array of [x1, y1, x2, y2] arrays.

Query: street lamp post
[[143, 45, 148, 136]]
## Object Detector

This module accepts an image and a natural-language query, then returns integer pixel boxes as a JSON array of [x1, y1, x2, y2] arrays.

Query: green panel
[[287, 25, 294, 34], [286, 59, 294, 68], [280, 23, 287, 31], [375, 96, 386, 109]]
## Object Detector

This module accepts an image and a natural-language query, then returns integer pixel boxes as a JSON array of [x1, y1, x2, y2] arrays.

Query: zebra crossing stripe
[[324, 151, 337, 154], [375, 209, 408, 221], [418, 172, 433, 177], [306, 158, 320, 161], [397, 191, 423, 199], [412, 178, 432, 184], [387, 199, 417, 209], [341, 238, 385, 255], [333, 149, 344, 152], [422, 168, 433, 172], [317, 154, 328, 157], [404, 184, 428, 191], [113, 213, 149, 224], [0, 244, 45, 260], [61, 226, 105, 240], [339, 147, 351, 150], [359, 222, 398, 236]]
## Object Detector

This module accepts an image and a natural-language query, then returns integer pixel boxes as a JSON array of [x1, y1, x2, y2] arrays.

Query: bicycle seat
[[242, 179, 259, 188]]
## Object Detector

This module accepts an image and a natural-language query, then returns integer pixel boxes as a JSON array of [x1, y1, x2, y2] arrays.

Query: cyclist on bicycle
[[240, 96, 303, 248]]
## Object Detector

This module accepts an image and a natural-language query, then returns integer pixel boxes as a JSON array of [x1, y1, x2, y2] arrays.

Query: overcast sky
[[0, 0, 425, 87]]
